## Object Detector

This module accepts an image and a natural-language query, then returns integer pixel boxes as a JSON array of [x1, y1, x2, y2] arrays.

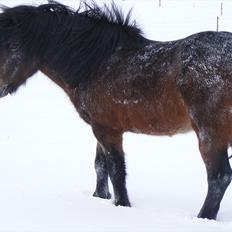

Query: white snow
[[0, 0, 232, 231]]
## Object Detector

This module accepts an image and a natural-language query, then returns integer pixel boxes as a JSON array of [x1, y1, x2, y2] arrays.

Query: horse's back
[[179, 31, 232, 107], [180, 31, 232, 78]]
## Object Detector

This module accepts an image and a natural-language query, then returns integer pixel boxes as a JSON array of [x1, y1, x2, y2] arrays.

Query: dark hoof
[[197, 211, 217, 220], [114, 199, 131, 207], [93, 191, 111, 200]]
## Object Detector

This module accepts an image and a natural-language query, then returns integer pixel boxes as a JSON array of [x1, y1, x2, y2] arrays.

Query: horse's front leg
[[196, 130, 232, 219], [92, 125, 131, 207], [93, 143, 111, 199]]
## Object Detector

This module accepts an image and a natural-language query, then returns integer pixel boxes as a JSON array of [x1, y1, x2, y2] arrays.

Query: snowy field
[[0, 0, 232, 231]]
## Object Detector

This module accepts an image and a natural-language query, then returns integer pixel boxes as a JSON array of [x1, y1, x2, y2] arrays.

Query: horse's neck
[[40, 65, 75, 97]]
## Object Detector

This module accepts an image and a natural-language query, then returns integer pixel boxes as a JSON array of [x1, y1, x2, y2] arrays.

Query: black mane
[[0, 1, 145, 87]]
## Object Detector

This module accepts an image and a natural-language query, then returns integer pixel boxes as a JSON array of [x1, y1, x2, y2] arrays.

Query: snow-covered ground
[[0, 0, 232, 231]]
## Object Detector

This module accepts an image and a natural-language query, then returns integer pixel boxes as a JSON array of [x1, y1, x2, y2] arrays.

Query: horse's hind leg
[[197, 146, 231, 219], [92, 125, 131, 207], [93, 143, 111, 199], [179, 70, 232, 219], [194, 126, 232, 219]]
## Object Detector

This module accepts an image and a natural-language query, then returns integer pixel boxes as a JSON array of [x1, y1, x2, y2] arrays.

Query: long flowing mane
[[46, 1, 145, 87], [0, 1, 145, 87]]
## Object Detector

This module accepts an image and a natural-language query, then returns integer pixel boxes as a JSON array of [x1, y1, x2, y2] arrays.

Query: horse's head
[[0, 5, 41, 97], [0, 36, 36, 98]]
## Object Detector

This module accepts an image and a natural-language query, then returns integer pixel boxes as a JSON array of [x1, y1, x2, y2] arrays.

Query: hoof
[[197, 210, 217, 220], [114, 198, 131, 207], [93, 191, 111, 200]]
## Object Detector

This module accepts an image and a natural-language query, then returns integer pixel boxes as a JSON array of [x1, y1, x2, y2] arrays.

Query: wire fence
[[122, 0, 227, 32]]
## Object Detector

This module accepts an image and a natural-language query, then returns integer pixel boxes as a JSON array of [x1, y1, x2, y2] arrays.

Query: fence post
[[159, 0, 161, 7], [216, 16, 219, 32], [221, 2, 223, 16]]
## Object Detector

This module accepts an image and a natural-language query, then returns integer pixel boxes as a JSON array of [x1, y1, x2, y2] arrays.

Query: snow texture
[[0, 0, 232, 231]]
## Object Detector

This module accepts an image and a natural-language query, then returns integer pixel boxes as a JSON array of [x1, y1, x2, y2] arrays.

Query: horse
[[0, 1, 232, 220]]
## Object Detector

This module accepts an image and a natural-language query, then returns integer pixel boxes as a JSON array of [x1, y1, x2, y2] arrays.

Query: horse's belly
[[127, 114, 192, 136], [123, 99, 192, 136], [129, 118, 192, 135]]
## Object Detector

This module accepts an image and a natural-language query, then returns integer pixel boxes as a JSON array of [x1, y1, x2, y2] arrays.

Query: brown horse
[[0, 1, 231, 220]]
